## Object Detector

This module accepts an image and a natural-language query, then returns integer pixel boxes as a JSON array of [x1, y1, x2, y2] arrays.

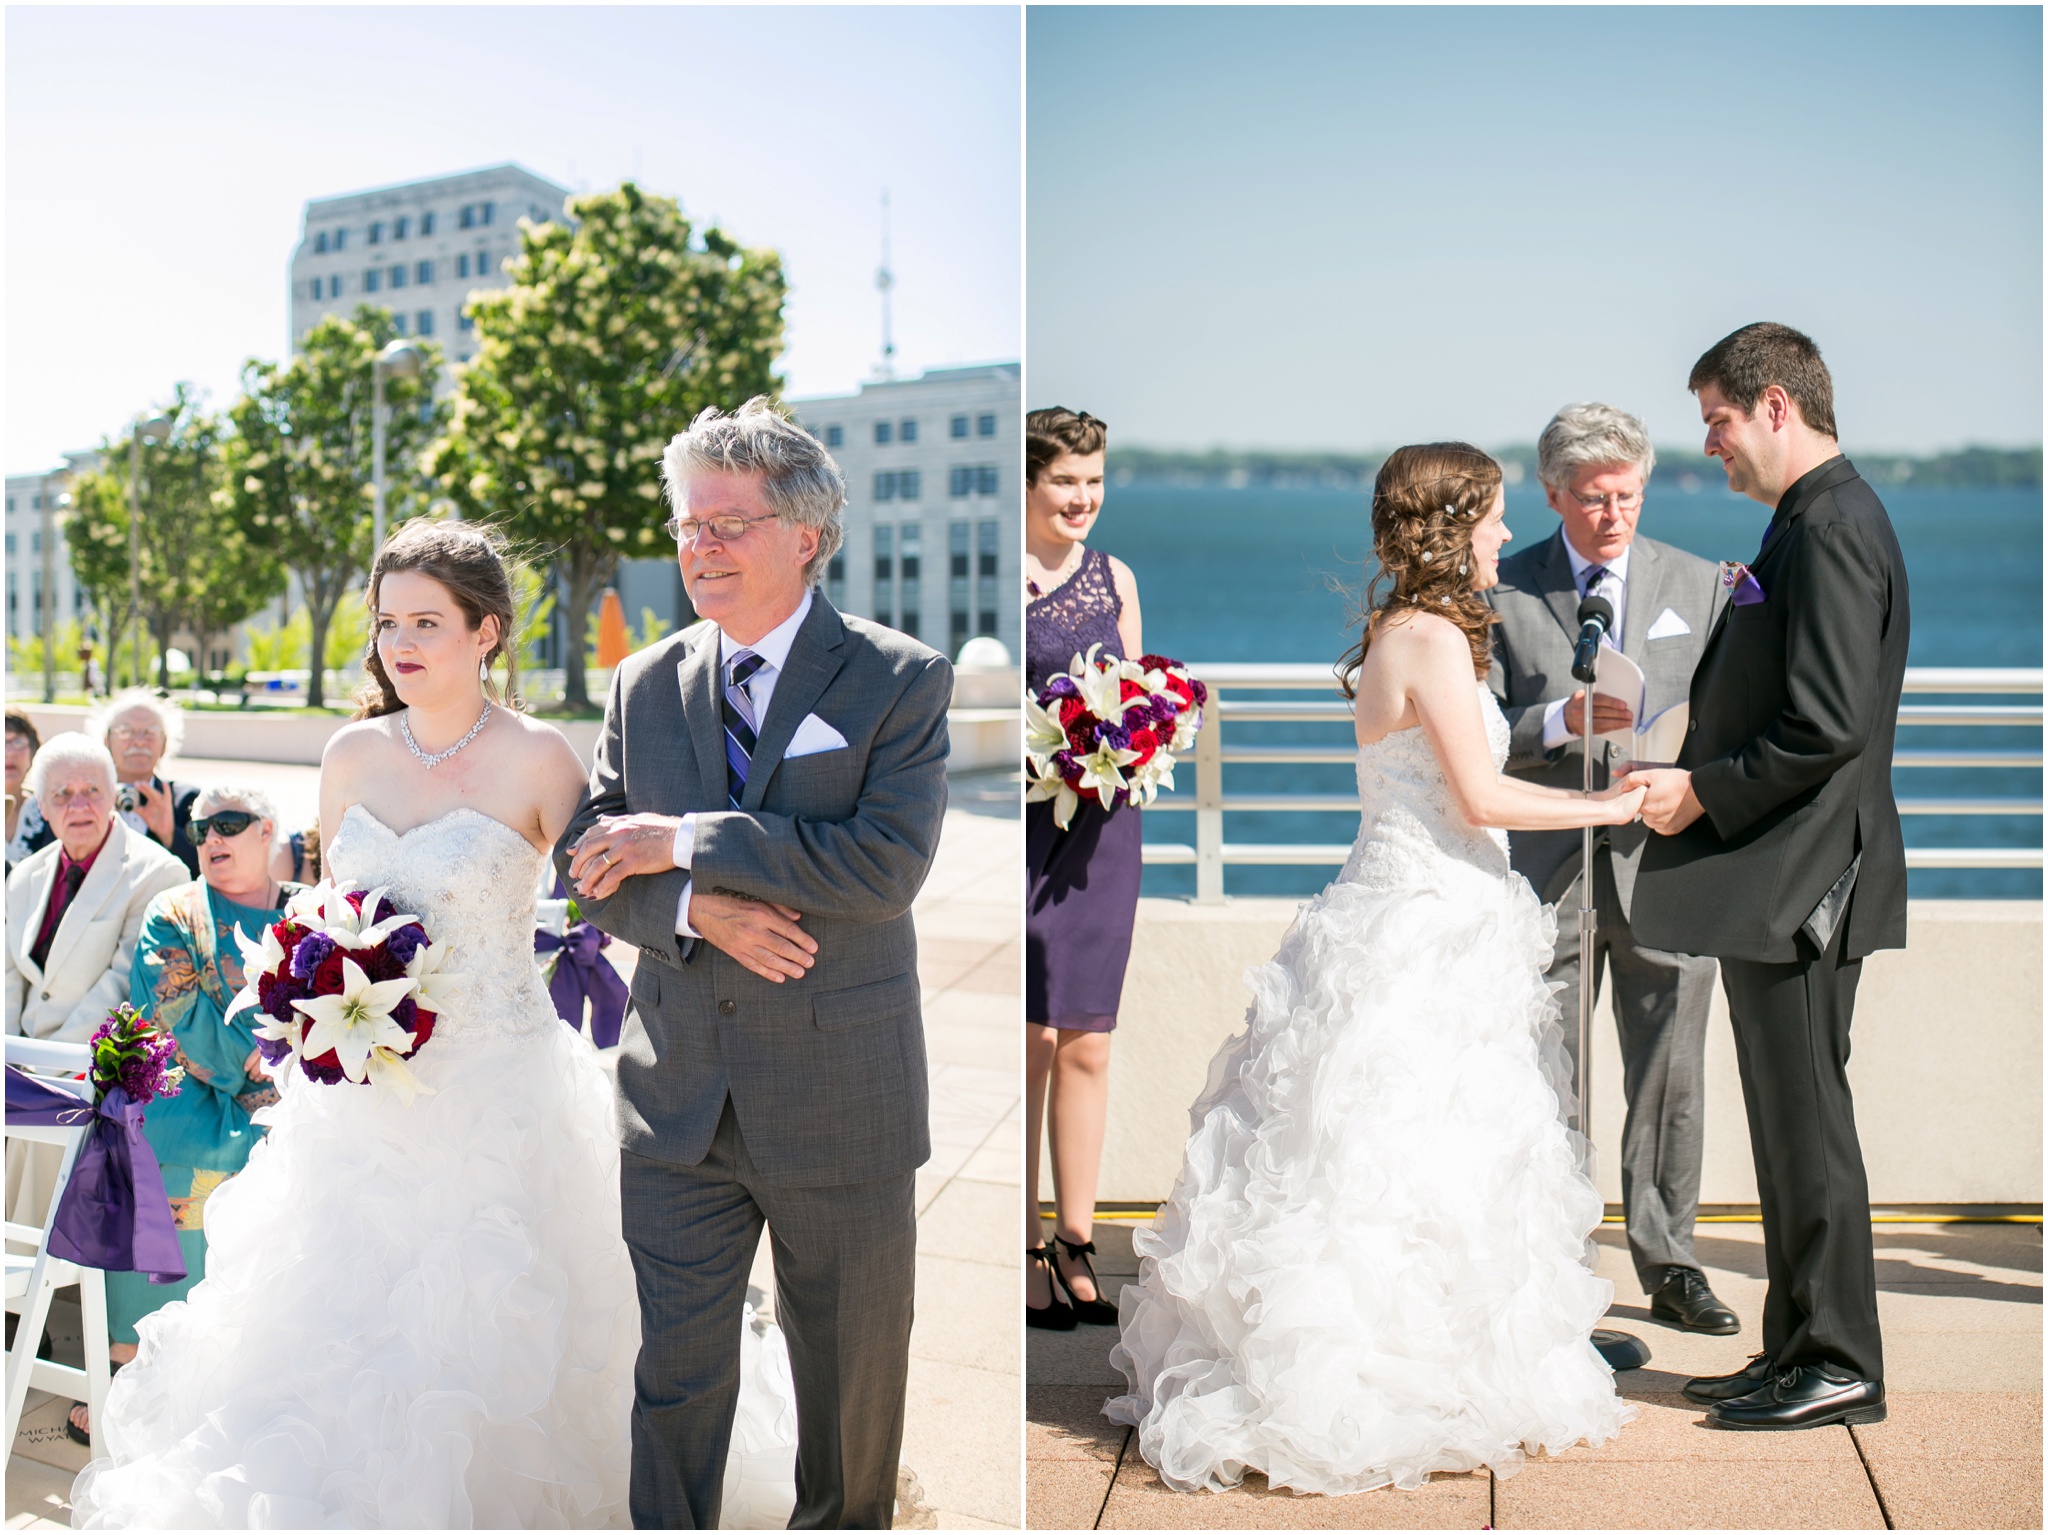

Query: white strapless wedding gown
[[72, 806, 799, 1529], [1106, 683, 1635, 1495]]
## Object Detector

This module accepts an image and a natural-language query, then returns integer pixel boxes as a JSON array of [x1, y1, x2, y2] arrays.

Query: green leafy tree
[[61, 386, 283, 688], [425, 182, 787, 708], [217, 307, 443, 708]]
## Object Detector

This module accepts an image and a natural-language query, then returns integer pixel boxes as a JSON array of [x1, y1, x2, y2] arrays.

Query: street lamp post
[[127, 414, 171, 691], [43, 489, 63, 703], [371, 339, 424, 558]]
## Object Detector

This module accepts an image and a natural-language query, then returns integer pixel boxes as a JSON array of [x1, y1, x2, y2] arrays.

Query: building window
[[976, 519, 1000, 636], [475, 249, 493, 277], [872, 525, 893, 627], [394, 215, 410, 240], [365, 269, 381, 293], [315, 231, 330, 255], [874, 421, 892, 446], [333, 228, 347, 250], [391, 265, 408, 289], [824, 425, 843, 448], [458, 310, 475, 332], [826, 553, 846, 608], [949, 521, 971, 653], [392, 314, 407, 335], [976, 465, 999, 496], [3, 529, 12, 549], [897, 523, 922, 639], [416, 310, 434, 336], [479, 201, 494, 225], [456, 253, 470, 278], [978, 413, 997, 438], [873, 471, 897, 503], [899, 469, 921, 500], [951, 415, 969, 439], [900, 418, 918, 444], [368, 221, 384, 245], [416, 260, 432, 284], [459, 205, 474, 229], [420, 211, 436, 236]]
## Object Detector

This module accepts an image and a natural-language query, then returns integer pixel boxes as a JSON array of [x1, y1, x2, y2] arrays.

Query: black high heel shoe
[[1027, 1244, 1078, 1331], [1050, 1233, 1120, 1326]]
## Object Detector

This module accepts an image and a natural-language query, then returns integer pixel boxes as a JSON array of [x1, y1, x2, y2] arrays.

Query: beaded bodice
[[1027, 546, 1125, 688], [325, 805, 557, 1043], [1339, 681, 1512, 889]]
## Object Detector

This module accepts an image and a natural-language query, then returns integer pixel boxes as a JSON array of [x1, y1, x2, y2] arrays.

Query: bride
[[72, 521, 797, 1529], [1106, 443, 1646, 1496]]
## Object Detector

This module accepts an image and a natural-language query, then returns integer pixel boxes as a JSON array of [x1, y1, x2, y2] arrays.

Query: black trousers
[[621, 1102, 917, 1530], [1719, 920, 1884, 1383]]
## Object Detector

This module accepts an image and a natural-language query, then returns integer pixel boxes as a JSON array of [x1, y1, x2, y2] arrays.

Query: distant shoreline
[[1108, 444, 2042, 490]]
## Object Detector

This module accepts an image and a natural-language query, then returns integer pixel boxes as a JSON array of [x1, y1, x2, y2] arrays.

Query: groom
[[558, 398, 954, 1527], [1630, 324, 1909, 1430]]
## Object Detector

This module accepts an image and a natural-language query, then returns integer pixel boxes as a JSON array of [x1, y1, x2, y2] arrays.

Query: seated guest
[[71, 784, 300, 1445], [4, 733, 188, 1041], [6, 709, 54, 872], [3, 733, 186, 1235], [93, 689, 201, 879]]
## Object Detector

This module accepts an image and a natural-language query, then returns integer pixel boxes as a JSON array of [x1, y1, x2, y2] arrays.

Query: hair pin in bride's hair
[[1459, 563, 1468, 574], [1420, 551, 1434, 562]]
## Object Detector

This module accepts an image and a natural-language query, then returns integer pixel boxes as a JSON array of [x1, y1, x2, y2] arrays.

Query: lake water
[[1081, 480, 2043, 900]]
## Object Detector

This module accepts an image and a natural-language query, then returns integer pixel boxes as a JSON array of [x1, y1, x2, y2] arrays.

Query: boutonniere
[[1719, 561, 1766, 607]]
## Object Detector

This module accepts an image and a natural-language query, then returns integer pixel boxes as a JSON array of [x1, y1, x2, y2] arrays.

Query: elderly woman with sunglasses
[[71, 785, 302, 1445]]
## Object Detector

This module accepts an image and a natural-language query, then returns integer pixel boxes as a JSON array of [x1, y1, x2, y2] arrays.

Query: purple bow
[[4, 1066, 187, 1283], [535, 922, 628, 1049], [1720, 560, 1767, 607]]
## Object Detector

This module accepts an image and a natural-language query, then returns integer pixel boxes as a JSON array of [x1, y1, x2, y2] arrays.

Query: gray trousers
[[621, 1101, 917, 1530], [1549, 845, 1719, 1292]]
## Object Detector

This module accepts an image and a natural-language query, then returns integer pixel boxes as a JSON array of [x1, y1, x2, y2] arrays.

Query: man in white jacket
[[4, 733, 186, 1042]]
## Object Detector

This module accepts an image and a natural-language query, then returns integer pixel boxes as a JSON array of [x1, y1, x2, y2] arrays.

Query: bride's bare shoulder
[[498, 708, 590, 790], [1371, 608, 1465, 657]]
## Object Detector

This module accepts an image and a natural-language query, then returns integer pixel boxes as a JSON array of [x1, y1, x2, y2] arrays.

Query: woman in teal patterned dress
[[69, 784, 299, 1444]]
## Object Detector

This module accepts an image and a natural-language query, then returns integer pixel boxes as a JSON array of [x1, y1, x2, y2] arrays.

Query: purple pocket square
[[1720, 561, 1766, 606]]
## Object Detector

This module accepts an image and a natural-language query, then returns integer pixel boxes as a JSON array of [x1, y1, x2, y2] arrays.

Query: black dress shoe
[[1050, 1233, 1121, 1326], [1682, 1351, 1777, 1405], [1027, 1245, 1077, 1331], [1708, 1364, 1886, 1430], [1650, 1267, 1740, 1335]]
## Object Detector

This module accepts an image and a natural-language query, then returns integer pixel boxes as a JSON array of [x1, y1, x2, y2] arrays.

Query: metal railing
[[1143, 664, 2043, 903]]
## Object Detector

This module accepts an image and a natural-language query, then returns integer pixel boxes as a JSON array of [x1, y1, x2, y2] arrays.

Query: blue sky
[[1027, 6, 2042, 454], [6, 5, 1021, 471]]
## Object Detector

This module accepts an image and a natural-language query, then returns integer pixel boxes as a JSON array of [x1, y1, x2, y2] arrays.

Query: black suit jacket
[[1632, 458, 1910, 963]]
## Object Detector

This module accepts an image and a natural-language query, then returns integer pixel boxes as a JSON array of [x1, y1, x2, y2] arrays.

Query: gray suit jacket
[[556, 594, 953, 1187], [1484, 529, 1725, 915]]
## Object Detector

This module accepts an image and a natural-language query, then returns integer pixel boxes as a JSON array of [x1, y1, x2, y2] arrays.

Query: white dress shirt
[[1540, 536, 1631, 752], [673, 589, 814, 938]]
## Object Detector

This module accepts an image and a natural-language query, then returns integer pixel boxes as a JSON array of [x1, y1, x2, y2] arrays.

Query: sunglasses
[[190, 811, 260, 842]]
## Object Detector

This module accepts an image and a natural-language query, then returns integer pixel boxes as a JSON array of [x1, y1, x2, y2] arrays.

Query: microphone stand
[[1576, 643, 1652, 1374]]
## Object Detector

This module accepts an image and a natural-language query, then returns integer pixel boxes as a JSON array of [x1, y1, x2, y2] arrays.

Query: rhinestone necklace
[[400, 703, 492, 770]]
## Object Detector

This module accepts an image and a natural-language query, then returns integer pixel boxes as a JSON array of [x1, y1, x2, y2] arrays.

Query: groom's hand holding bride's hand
[[1623, 769, 1705, 835], [687, 891, 818, 983], [568, 813, 685, 900]]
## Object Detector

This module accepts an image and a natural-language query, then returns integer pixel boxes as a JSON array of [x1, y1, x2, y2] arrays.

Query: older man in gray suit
[[1484, 402, 1736, 1336], [557, 399, 952, 1529]]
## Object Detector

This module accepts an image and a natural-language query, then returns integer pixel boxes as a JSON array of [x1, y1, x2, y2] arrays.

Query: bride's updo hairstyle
[[1336, 442, 1503, 698], [353, 518, 522, 720]]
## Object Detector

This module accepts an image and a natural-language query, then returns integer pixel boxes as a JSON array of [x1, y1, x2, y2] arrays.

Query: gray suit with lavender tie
[[557, 592, 952, 1529], [1484, 528, 1726, 1292]]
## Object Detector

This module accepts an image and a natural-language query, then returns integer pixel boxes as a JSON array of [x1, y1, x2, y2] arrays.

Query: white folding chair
[[4, 1037, 112, 1452]]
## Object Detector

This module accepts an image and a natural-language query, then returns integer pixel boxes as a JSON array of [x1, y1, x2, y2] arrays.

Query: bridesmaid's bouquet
[[226, 884, 460, 1104], [1026, 644, 1207, 829]]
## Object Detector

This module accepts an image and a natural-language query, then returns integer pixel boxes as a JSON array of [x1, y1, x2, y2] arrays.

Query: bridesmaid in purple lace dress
[[1024, 407, 1144, 1331]]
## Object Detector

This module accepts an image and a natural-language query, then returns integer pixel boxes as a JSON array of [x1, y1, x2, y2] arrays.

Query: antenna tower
[[874, 189, 897, 380]]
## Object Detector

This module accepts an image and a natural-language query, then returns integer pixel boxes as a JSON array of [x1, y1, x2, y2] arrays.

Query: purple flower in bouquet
[[385, 923, 427, 968], [289, 930, 336, 981], [87, 1003, 183, 1107], [1044, 674, 1080, 701]]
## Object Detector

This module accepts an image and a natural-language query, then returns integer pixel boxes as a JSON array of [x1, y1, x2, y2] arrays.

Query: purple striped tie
[[723, 651, 767, 808]]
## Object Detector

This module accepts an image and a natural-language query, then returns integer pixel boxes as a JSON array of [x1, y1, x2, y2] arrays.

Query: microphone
[[1571, 595, 1615, 683]]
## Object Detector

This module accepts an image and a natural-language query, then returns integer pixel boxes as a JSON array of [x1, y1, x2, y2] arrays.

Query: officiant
[[1483, 402, 1734, 1333]]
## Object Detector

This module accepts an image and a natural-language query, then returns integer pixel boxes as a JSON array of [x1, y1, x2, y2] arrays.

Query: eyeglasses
[[44, 784, 109, 808], [1569, 490, 1644, 514], [108, 724, 165, 744], [190, 811, 259, 842], [664, 512, 780, 545]]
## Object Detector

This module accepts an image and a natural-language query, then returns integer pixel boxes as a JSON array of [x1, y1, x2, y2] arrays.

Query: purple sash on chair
[[4, 1065, 187, 1283], [534, 924, 628, 1049]]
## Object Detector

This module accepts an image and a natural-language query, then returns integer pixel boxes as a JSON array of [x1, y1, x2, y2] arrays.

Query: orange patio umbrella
[[596, 588, 631, 669]]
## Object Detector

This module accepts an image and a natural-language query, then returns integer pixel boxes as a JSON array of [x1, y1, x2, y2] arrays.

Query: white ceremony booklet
[[1587, 646, 1690, 768]]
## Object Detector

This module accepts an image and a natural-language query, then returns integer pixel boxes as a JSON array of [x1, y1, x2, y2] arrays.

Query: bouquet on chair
[[87, 1003, 184, 1107], [1026, 643, 1208, 830], [226, 884, 460, 1104]]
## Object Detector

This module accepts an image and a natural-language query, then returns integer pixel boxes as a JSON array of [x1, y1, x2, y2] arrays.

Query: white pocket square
[[785, 712, 850, 758], [1645, 607, 1691, 640]]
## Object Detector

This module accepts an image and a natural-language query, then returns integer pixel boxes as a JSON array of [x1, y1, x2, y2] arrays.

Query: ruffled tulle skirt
[[71, 1023, 798, 1529], [1106, 849, 1635, 1495]]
